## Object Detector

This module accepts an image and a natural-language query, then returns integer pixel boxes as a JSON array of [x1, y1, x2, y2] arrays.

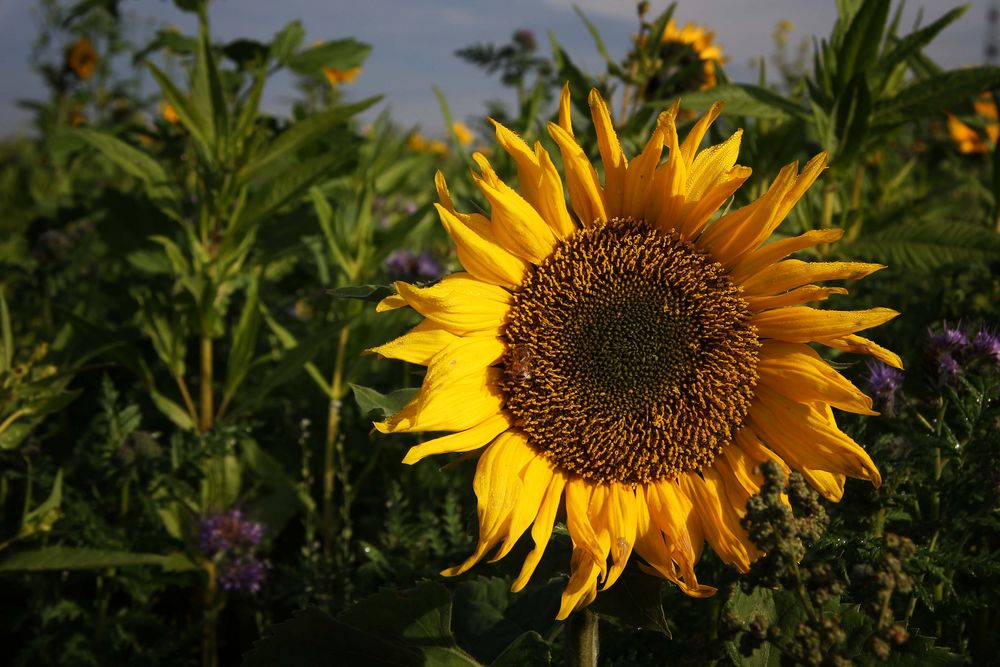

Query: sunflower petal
[[435, 203, 528, 289], [491, 452, 556, 561], [730, 229, 845, 281], [589, 89, 628, 214], [367, 319, 459, 366], [512, 470, 567, 592], [754, 307, 899, 343], [375, 368, 504, 434], [556, 547, 603, 620], [681, 471, 753, 572], [565, 477, 609, 580], [822, 334, 904, 369], [475, 172, 558, 264], [401, 414, 511, 464], [394, 273, 510, 334], [680, 101, 724, 165], [548, 122, 607, 226], [757, 341, 878, 415], [747, 286, 848, 311], [742, 260, 885, 297]]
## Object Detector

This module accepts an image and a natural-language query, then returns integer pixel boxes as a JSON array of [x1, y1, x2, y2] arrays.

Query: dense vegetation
[[1, 0, 999, 665]]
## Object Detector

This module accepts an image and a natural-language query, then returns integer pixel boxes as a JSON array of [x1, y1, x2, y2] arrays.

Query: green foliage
[[2, 0, 1000, 665]]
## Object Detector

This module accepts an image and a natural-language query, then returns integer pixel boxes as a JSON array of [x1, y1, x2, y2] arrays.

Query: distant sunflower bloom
[[947, 94, 999, 154], [452, 121, 475, 146], [371, 85, 899, 619], [643, 19, 724, 100], [66, 38, 97, 80], [407, 132, 447, 156], [160, 101, 180, 125], [322, 66, 361, 86]]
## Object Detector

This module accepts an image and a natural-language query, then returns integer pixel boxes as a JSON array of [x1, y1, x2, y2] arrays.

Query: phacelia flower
[[972, 327, 1000, 365], [371, 85, 899, 619], [199, 509, 268, 594], [218, 555, 270, 594], [385, 249, 444, 283], [867, 360, 904, 416]]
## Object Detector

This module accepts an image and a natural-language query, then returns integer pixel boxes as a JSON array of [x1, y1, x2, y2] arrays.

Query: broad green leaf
[[285, 38, 372, 75], [349, 384, 417, 421], [222, 277, 261, 405], [836, 0, 889, 89], [240, 97, 380, 182], [148, 61, 214, 158], [679, 84, 807, 121], [0, 421, 32, 450], [150, 386, 195, 430], [877, 67, 1000, 121], [724, 587, 779, 667], [589, 567, 670, 636], [235, 150, 356, 231], [842, 221, 1000, 272], [327, 284, 396, 302], [490, 632, 550, 667], [270, 21, 306, 64], [0, 547, 197, 572]]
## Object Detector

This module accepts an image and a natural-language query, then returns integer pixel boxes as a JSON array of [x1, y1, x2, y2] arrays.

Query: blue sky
[[0, 0, 988, 137]]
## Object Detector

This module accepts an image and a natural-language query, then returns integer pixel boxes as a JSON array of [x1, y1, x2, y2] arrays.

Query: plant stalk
[[566, 609, 599, 667], [200, 336, 213, 432], [322, 324, 351, 557]]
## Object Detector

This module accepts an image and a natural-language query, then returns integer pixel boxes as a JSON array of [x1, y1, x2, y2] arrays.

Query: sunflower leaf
[[349, 384, 417, 421]]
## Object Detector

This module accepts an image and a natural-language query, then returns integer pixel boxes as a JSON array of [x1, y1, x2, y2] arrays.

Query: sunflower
[[322, 66, 362, 86], [643, 19, 724, 100], [66, 38, 97, 81], [947, 94, 999, 154], [371, 85, 899, 620]]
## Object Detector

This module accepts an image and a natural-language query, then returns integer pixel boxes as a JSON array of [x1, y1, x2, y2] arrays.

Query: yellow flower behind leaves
[[160, 101, 180, 125], [372, 85, 899, 620], [66, 38, 97, 81], [408, 132, 447, 156], [659, 19, 725, 90], [947, 94, 999, 154], [452, 122, 475, 146], [322, 66, 362, 86]]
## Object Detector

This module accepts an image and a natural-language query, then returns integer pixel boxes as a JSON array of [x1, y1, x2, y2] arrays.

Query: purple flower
[[972, 327, 1000, 365], [385, 249, 443, 282], [867, 360, 904, 416], [218, 555, 270, 594], [928, 323, 969, 356], [198, 509, 264, 556]]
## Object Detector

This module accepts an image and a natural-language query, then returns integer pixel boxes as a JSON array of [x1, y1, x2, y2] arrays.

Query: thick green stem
[[566, 609, 599, 667], [322, 324, 351, 557], [200, 336, 213, 433]]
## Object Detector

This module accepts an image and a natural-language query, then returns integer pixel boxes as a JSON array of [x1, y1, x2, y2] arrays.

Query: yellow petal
[[730, 229, 845, 282], [475, 173, 558, 264], [367, 319, 458, 366], [754, 307, 899, 343], [600, 483, 638, 590], [821, 334, 904, 369], [442, 430, 536, 576], [376, 293, 407, 313], [535, 144, 576, 237], [742, 260, 885, 297], [680, 101, 724, 166], [435, 203, 528, 289], [734, 427, 790, 475], [749, 386, 881, 487], [676, 165, 751, 240], [491, 452, 556, 562], [757, 340, 877, 415], [634, 493, 716, 597], [565, 477, 609, 581], [420, 335, 506, 402], [558, 82, 573, 135], [649, 109, 688, 235], [686, 130, 743, 202], [548, 122, 607, 226], [556, 547, 602, 620], [622, 126, 664, 221], [395, 273, 510, 335], [375, 367, 504, 434], [680, 471, 753, 572], [589, 89, 628, 214], [747, 286, 848, 312], [402, 414, 511, 464], [799, 468, 846, 501], [512, 469, 567, 592]]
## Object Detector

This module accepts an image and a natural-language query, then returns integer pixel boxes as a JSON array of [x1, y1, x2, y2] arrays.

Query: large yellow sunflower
[[371, 85, 899, 620]]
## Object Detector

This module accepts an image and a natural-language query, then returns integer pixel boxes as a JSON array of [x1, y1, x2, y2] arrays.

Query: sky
[[0, 0, 991, 137]]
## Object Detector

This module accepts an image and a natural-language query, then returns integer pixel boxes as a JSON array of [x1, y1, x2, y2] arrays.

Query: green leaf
[[836, 0, 889, 89], [222, 277, 261, 405], [831, 75, 871, 163], [723, 588, 779, 667], [328, 284, 396, 302], [195, 11, 229, 157], [19, 470, 63, 538], [678, 84, 807, 121], [490, 632, 550, 667], [228, 330, 331, 419], [0, 289, 11, 372], [589, 567, 670, 636], [0, 422, 32, 450], [260, 307, 332, 397], [270, 21, 306, 64], [240, 98, 380, 183], [877, 6, 967, 86], [148, 61, 214, 158], [150, 387, 195, 430], [349, 384, 417, 421], [285, 38, 372, 75], [0, 547, 197, 572], [235, 150, 356, 231], [877, 66, 1000, 122], [842, 221, 1000, 272], [63, 128, 180, 215]]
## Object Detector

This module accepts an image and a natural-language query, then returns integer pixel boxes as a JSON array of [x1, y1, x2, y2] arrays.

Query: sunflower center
[[645, 40, 710, 99], [501, 219, 759, 484]]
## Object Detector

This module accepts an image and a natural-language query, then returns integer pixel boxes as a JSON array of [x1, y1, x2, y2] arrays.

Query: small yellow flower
[[408, 132, 447, 156], [160, 101, 180, 125], [322, 66, 362, 86], [659, 19, 725, 90], [452, 122, 474, 146], [947, 94, 1000, 154], [66, 38, 97, 80]]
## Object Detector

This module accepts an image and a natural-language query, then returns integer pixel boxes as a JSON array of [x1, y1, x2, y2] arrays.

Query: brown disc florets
[[500, 219, 759, 484]]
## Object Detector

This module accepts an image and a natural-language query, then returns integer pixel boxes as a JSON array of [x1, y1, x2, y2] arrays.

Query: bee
[[509, 344, 533, 381]]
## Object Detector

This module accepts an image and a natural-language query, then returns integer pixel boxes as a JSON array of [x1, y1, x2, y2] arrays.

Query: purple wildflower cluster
[[198, 509, 269, 594], [373, 195, 419, 228], [384, 249, 444, 282], [866, 360, 905, 417], [927, 322, 1000, 385]]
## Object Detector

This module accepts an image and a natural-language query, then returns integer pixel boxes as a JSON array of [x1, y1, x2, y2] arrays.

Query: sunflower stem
[[322, 323, 351, 558], [567, 609, 599, 667]]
